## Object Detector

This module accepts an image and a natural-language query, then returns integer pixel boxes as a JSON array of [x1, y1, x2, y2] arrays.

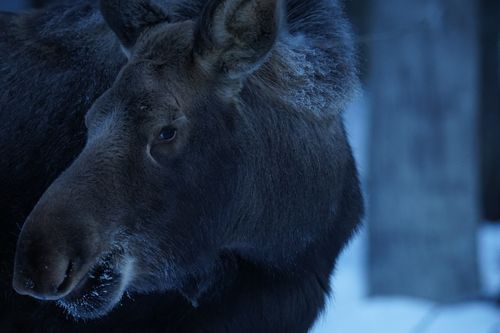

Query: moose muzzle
[[12, 193, 103, 301]]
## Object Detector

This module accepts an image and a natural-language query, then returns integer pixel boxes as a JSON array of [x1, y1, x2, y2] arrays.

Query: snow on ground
[[311, 226, 500, 333], [311, 96, 500, 333], [480, 224, 500, 298]]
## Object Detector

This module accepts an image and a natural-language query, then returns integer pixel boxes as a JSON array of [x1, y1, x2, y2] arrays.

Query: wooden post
[[367, 0, 480, 302]]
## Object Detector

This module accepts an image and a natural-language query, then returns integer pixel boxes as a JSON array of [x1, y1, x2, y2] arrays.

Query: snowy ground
[[311, 96, 500, 333], [311, 226, 500, 333]]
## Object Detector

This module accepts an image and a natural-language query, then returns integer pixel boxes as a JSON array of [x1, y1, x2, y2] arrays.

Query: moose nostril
[[13, 274, 35, 295], [13, 255, 78, 301], [24, 278, 35, 290], [56, 260, 74, 294], [12, 273, 36, 297]]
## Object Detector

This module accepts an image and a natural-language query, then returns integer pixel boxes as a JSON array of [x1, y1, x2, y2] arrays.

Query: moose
[[0, 0, 362, 331]]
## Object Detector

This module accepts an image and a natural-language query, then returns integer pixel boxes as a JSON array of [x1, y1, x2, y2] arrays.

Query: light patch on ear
[[248, 33, 358, 118], [211, 0, 255, 47], [195, 0, 282, 86]]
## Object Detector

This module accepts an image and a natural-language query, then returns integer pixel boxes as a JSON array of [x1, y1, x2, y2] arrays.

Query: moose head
[[12, 0, 289, 319]]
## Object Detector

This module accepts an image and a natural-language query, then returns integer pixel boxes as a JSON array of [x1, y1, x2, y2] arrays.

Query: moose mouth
[[56, 250, 132, 319]]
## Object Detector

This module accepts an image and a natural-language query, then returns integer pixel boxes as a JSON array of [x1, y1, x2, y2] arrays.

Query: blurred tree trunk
[[0, 0, 28, 11], [367, 0, 480, 302], [480, 0, 500, 221]]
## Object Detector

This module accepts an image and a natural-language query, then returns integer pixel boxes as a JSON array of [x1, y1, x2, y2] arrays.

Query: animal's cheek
[[148, 144, 183, 167]]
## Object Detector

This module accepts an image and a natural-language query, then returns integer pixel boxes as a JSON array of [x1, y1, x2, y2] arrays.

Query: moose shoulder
[[2, 0, 362, 332]]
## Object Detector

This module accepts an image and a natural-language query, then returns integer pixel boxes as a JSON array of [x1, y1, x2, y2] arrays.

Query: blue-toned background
[[1, 0, 28, 11], [1, 1, 499, 332]]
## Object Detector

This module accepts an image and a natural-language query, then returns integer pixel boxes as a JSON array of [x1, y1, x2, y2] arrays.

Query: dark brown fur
[[3, 0, 362, 331]]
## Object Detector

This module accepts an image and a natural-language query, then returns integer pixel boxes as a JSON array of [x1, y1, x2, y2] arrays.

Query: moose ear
[[100, 0, 169, 54], [194, 0, 283, 81]]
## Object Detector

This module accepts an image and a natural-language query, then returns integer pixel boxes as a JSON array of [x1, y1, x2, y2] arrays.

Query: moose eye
[[158, 127, 177, 143]]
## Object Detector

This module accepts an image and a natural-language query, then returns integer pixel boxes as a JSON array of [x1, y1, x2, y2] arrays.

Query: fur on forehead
[[131, 21, 196, 64]]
